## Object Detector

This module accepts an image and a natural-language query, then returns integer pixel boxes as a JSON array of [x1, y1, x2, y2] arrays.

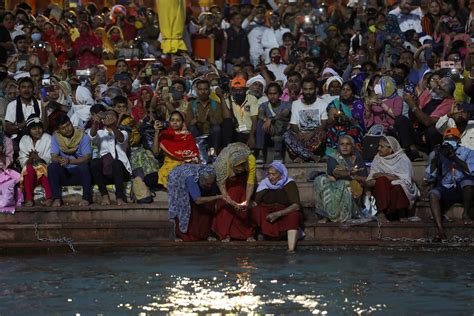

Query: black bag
[[362, 125, 384, 162]]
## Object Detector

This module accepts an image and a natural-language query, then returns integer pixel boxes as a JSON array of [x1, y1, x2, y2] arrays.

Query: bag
[[0, 169, 23, 213], [362, 124, 384, 161], [361, 195, 378, 218], [131, 176, 154, 204]]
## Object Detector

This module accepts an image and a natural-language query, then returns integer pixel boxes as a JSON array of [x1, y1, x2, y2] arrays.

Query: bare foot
[[116, 199, 127, 206], [100, 195, 111, 206], [78, 199, 90, 206], [221, 236, 231, 243], [246, 237, 256, 242], [51, 199, 62, 207], [41, 199, 52, 207], [464, 219, 473, 225], [174, 238, 183, 242], [23, 200, 34, 207], [207, 236, 217, 242]]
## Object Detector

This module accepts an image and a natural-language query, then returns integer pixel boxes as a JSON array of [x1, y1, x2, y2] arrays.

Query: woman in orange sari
[[152, 111, 199, 189]]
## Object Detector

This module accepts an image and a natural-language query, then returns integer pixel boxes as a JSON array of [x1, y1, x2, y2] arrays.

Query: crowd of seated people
[[1, 0, 474, 246]]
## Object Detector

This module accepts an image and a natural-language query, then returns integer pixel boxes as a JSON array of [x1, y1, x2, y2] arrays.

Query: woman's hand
[[266, 211, 282, 223]]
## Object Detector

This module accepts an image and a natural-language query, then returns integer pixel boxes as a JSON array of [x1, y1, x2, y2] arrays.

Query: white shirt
[[18, 133, 51, 168], [389, 7, 423, 33], [290, 98, 328, 132], [89, 129, 132, 174], [5, 98, 43, 139], [267, 63, 288, 85]]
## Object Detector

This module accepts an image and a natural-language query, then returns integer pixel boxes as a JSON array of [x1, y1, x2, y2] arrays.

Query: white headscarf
[[367, 136, 420, 208], [246, 75, 266, 89], [325, 76, 344, 91], [68, 86, 93, 129]]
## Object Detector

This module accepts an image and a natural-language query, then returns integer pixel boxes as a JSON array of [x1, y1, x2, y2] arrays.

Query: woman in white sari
[[366, 136, 420, 222]]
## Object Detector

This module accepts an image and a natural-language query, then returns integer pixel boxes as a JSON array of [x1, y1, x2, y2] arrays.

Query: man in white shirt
[[242, 5, 268, 67], [5, 77, 44, 143], [436, 103, 474, 150], [284, 76, 328, 162], [89, 110, 131, 206], [388, 0, 423, 33]]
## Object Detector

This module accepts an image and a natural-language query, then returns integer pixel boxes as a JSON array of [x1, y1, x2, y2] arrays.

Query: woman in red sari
[[73, 22, 102, 68], [152, 111, 199, 189], [213, 143, 257, 242], [252, 161, 302, 252], [132, 86, 154, 123]]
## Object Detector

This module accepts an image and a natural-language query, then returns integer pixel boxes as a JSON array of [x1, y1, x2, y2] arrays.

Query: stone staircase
[[1, 162, 473, 252]]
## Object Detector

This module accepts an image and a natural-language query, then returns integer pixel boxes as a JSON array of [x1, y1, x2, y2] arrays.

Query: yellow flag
[[156, 0, 187, 54]]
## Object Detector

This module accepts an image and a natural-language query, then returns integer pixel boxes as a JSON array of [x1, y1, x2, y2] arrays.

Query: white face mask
[[374, 83, 382, 96]]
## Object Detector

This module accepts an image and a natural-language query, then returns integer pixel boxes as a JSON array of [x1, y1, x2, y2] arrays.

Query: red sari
[[212, 174, 256, 240], [251, 205, 302, 238], [73, 23, 102, 68], [159, 128, 199, 162], [175, 201, 215, 241]]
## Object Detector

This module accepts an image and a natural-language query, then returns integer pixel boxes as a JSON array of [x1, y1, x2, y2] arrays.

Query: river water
[[1, 248, 473, 315]]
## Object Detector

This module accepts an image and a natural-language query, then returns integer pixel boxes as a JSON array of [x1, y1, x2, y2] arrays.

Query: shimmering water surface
[[1, 248, 473, 315]]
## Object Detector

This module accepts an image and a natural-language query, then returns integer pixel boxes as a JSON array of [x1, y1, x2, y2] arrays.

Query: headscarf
[[246, 75, 266, 89], [213, 142, 251, 185], [110, 5, 127, 24], [159, 112, 199, 162], [325, 76, 343, 92], [168, 164, 216, 233], [321, 67, 339, 78], [377, 76, 397, 99], [256, 161, 294, 192], [103, 25, 125, 55], [54, 128, 84, 155], [367, 136, 420, 208]]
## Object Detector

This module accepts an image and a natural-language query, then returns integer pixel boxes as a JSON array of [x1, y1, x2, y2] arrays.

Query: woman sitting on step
[[19, 116, 52, 207], [252, 161, 303, 252], [168, 164, 222, 242], [365, 136, 420, 222], [150, 111, 199, 190], [314, 135, 368, 222], [213, 143, 256, 242]]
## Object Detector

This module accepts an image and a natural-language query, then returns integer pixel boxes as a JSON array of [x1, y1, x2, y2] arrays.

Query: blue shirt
[[185, 176, 218, 202], [51, 133, 92, 169], [425, 146, 474, 188]]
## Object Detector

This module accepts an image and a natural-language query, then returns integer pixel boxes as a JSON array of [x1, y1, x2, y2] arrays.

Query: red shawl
[[159, 128, 200, 162]]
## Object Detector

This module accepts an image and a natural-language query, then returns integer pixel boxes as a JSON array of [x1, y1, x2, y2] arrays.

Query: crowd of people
[[1, 0, 474, 247]]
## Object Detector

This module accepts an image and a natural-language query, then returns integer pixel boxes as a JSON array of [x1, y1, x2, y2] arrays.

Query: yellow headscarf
[[103, 25, 125, 55]]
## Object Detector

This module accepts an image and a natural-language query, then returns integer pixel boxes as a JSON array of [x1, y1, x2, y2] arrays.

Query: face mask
[[232, 91, 246, 104], [271, 56, 281, 64], [374, 84, 382, 96], [171, 90, 184, 101], [443, 139, 459, 150], [111, 34, 121, 42], [392, 74, 404, 86], [31, 33, 42, 42]]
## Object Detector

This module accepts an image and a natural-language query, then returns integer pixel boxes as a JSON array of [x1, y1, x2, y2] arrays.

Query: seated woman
[[252, 161, 303, 252], [168, 164, 222, 242], [364, 76, 403, 133], [213, 143, 256, 242], [314, 136, 368, 222], [325, 81, 365, 154], [19, 116, 52, 207], [150, 111, 199, 189], [366, 136, 420, 222]]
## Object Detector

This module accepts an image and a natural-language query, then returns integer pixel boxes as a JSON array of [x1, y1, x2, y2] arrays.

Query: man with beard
[[186, 79, 232, 153], [283, 76, 327, 162], [395, 77, 456, 160], [425, 128, 474, 241], [435, 103, 474, 150]]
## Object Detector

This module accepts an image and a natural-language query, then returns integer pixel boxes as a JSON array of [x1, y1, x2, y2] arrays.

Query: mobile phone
[[76, 69, 91, 77], [41, 78, 51, 86], [440, 61, 455, 68], [114, 73, 130, 81]]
